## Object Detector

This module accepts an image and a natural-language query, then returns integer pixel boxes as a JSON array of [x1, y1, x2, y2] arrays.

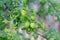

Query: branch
[[47, 0, 60, 17], [47, 0, 58, 12], [34, 32, 48, 40]]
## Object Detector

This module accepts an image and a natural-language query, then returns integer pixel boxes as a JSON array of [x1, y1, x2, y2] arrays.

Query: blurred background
[[0, 0, 60, 40]]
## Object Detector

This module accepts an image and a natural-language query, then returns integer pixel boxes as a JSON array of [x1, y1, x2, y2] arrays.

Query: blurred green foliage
[[0, 0, 60, 40]]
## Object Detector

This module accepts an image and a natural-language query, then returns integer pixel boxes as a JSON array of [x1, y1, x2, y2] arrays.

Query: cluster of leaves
[[43, 26, 60, 40], [0, 31, 30, 40], [0, 0, 60, 40]]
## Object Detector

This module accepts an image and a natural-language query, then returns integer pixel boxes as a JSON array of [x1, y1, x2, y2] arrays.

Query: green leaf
[[33, 33, 38, 39], [12, 33, 23, 40]]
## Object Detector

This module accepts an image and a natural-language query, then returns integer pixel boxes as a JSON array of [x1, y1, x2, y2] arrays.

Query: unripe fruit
[[31, 16, 35, 20], [21, 10, 26, 17], [30, 23, 35, 29], [24, 21, 30, 28]]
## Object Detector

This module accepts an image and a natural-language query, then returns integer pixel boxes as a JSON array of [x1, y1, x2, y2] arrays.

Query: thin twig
[[34, 32, 48, 40], [47, 0, 58, 12]]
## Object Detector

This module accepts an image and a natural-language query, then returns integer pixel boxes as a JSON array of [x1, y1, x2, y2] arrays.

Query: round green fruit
[[30, 23, 35, 29], [24, 21, 30, 28]]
